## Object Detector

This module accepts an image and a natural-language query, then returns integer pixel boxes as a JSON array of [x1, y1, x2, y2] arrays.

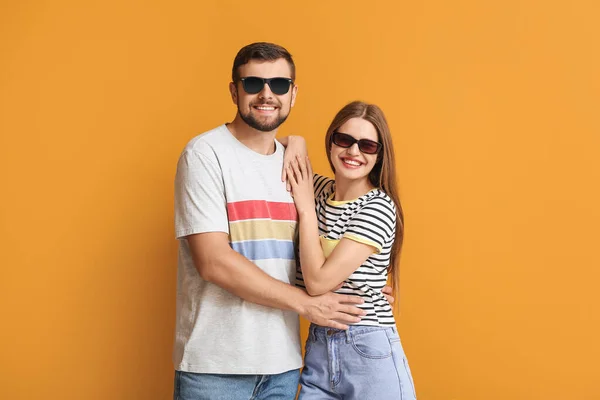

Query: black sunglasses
[[239, 76, 294, 95], [331, 132, 382, 155]]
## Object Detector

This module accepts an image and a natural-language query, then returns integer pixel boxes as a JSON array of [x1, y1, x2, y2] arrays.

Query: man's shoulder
[[183, 125, 229, 153], [178, 125, 234, 165]]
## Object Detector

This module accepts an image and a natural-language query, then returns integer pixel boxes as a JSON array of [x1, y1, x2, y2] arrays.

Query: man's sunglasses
[[239, 76, 294, 95], [331, 132, 382, 155]]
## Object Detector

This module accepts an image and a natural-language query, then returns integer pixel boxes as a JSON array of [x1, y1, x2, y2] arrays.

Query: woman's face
[[330, 117, 380, 184]]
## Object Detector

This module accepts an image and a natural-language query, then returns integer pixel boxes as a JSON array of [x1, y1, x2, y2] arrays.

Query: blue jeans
[[299, 324, 417, 399], [174, 369, 300, 400]]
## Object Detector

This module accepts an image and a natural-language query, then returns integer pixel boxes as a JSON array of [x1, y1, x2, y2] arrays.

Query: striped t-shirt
[[296, 174, 397, 326]]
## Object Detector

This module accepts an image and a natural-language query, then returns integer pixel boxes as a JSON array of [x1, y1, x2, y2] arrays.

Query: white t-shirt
[[173, 125, 301, 374], [296, 174, 397, 326]]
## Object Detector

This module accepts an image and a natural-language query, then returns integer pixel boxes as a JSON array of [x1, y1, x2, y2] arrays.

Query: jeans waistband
[[308, 323, 397, 342]]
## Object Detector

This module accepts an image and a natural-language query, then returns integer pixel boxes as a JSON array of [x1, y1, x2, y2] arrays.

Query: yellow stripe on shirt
[[229, 219, 297, 242]]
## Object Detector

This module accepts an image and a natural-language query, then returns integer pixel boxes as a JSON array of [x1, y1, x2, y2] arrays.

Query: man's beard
[[238, 103, 290, 132]]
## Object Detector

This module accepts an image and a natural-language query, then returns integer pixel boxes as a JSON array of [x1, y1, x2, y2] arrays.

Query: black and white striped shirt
[[296, 174, 397, 326]]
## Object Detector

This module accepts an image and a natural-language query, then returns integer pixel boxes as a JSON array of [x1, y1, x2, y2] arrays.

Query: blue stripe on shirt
[[230, 240, 295, 261]]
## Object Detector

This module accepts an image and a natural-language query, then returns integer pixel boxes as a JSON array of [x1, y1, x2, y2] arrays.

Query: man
[[173, 42, 383, 399]]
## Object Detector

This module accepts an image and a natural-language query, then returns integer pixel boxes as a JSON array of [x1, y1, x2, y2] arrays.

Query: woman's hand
[[280, 136, 308, 191], [287, 155, 315, 215]]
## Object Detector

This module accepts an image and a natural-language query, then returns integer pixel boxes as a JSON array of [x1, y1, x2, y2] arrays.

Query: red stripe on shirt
[[227, 200, 297, 222]]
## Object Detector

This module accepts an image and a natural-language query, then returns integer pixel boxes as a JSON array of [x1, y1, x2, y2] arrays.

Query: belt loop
[[345, 328, 351, 343], [310, 324, 316, 342]]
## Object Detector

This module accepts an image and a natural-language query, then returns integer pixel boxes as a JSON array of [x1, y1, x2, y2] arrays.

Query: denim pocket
[[350, 329, 393, 359]]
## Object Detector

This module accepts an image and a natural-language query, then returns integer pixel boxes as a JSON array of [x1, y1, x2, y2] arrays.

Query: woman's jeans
[[299, 324, 417, 399]]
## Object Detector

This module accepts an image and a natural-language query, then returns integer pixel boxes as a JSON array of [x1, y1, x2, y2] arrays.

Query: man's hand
[[299, 291, 366, 330], [382, 285, 395, 305]]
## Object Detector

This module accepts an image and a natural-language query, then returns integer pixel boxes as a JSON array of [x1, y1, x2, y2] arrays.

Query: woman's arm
[[288, 156, 378, 296], [279, 135, 308, 191]]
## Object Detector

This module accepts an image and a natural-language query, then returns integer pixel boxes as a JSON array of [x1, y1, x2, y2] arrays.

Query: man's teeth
[[256, 106, 275, 111], [344, 159, 361, 166]]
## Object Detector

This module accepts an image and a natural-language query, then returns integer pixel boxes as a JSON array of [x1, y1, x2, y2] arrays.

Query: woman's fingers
[[291, 158, 303, 181], [296, 155, 308, 179], [286, 164, 298, 187], [306, 156, 313, 177]]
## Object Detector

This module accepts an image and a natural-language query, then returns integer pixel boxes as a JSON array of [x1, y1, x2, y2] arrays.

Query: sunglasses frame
[[331, 131, 383, 155], [239, 76, 294, 95]]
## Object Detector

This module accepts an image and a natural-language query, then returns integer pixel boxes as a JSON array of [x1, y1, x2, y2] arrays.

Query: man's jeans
[[298, 324, 417, 399], [173, 368, 300, 400]]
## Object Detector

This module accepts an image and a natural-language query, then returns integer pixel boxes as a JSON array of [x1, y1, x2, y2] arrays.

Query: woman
[[284, 101, 416, 399]]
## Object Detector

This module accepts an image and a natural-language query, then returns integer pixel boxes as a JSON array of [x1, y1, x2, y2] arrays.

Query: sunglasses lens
[[333, 133, 381, 154], [268, 78, 291, 95], [333, 133, 355, 148], [242, 77, 264, 94], [359, 140, 381, 154]]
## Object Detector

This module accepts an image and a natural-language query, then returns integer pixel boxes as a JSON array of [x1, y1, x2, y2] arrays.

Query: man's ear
[[290, 84, 298, 108], [229, 81, 238, 105]]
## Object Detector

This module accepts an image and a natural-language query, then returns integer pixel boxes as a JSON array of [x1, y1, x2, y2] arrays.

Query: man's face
[[230, 58, 298, 132]]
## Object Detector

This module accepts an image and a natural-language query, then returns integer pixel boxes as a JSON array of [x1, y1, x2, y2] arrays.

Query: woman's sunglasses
[[239, 77, 294, 95], [331, 132, 382, 155]]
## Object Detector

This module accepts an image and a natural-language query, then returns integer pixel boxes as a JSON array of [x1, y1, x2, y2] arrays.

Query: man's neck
[[226, 115, 277, 155]]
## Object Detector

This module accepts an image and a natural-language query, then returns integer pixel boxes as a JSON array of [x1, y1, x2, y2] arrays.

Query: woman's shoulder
[[313, 173, 334, 185], [361, 189, 397, 214], [313, 173, 335, 199]]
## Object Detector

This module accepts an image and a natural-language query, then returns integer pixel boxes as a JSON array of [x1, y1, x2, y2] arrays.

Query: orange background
[[1, 1, 599, 399]]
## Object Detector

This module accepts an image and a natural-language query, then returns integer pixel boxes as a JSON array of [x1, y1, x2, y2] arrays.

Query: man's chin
[[241, 113, 288, 132], [251, 122, 279, 132]]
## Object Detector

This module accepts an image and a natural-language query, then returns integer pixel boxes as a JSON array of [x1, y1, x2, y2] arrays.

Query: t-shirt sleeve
[[174, 149, 229, 239], [343, 196, 396, 254], [313, 173, 334, 200]]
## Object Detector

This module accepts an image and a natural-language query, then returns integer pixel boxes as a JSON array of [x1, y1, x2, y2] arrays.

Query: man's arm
[[187, 232, 367, 329]]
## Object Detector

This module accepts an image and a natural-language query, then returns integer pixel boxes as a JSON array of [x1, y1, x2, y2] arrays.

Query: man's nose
[[257, 82, 273, 99]]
